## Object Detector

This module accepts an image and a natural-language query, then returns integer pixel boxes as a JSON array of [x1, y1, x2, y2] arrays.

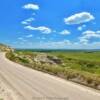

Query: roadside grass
[[6, 50, 100, 90]]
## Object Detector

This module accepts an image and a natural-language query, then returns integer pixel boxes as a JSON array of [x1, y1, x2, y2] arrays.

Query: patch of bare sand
[[0, 80, 19, 100]]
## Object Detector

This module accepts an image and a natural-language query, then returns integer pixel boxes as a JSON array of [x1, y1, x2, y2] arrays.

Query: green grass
[[50, 51, 100, 74], [6, 50, 100, 90], [50, 51, 100, 62]]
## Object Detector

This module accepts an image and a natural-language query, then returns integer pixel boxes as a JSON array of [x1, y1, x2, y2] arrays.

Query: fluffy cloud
[[18, 37, 23, 40], [59, 30, 70, 35], [21, 21, 28, 25], [24, 26, 52, 34], [21, 17, 35, 25], [79, 37, 89, 44], [25, 18, 35, 22], [23, 4, 39, 10], [79, 30, 100, 44], [82, 30, 100, 38], [18, 37, 27, 42], [64, 12, 94, 25], [26, 34, 33, 38], [77, 25, 86, 31], [97, 31, 100, 34]]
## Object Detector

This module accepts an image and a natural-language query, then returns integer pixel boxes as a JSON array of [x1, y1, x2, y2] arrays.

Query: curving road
[[0, 52, 100, 100]]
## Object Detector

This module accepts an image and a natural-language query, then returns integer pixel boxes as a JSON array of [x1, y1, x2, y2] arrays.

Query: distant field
[[6, 50, 100, 90], [50, 51, 100, 74], [50, 51, 100, 62]]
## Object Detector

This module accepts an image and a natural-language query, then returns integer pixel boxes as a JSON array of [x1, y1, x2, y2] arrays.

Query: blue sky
[[0, 0, 100, 49]]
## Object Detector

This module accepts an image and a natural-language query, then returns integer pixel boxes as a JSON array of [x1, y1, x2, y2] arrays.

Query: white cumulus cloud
[[64, 12, 94, 25], [23, 4, 39, 10], [26, 34, 33, 38], [24, 26, 52, 34], [59, 30, 71, 35], [21, 17, 35, 25], [77, 25, 86, 31], [82, 30, 100, 38], [79, 30, 100, 44]]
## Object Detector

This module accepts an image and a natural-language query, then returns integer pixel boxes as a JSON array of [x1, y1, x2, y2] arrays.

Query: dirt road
[[0, 52, 100, 100]]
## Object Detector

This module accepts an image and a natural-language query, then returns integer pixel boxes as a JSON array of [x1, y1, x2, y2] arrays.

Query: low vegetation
[[0, 43, 13, 52], [6, 50, 100, 90]]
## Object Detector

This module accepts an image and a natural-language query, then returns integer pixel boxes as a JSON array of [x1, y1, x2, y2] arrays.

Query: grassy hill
[[0, 43, 13, 52]]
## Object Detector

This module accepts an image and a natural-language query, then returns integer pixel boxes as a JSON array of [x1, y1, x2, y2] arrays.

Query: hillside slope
[[0, 43, 13, 52]]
